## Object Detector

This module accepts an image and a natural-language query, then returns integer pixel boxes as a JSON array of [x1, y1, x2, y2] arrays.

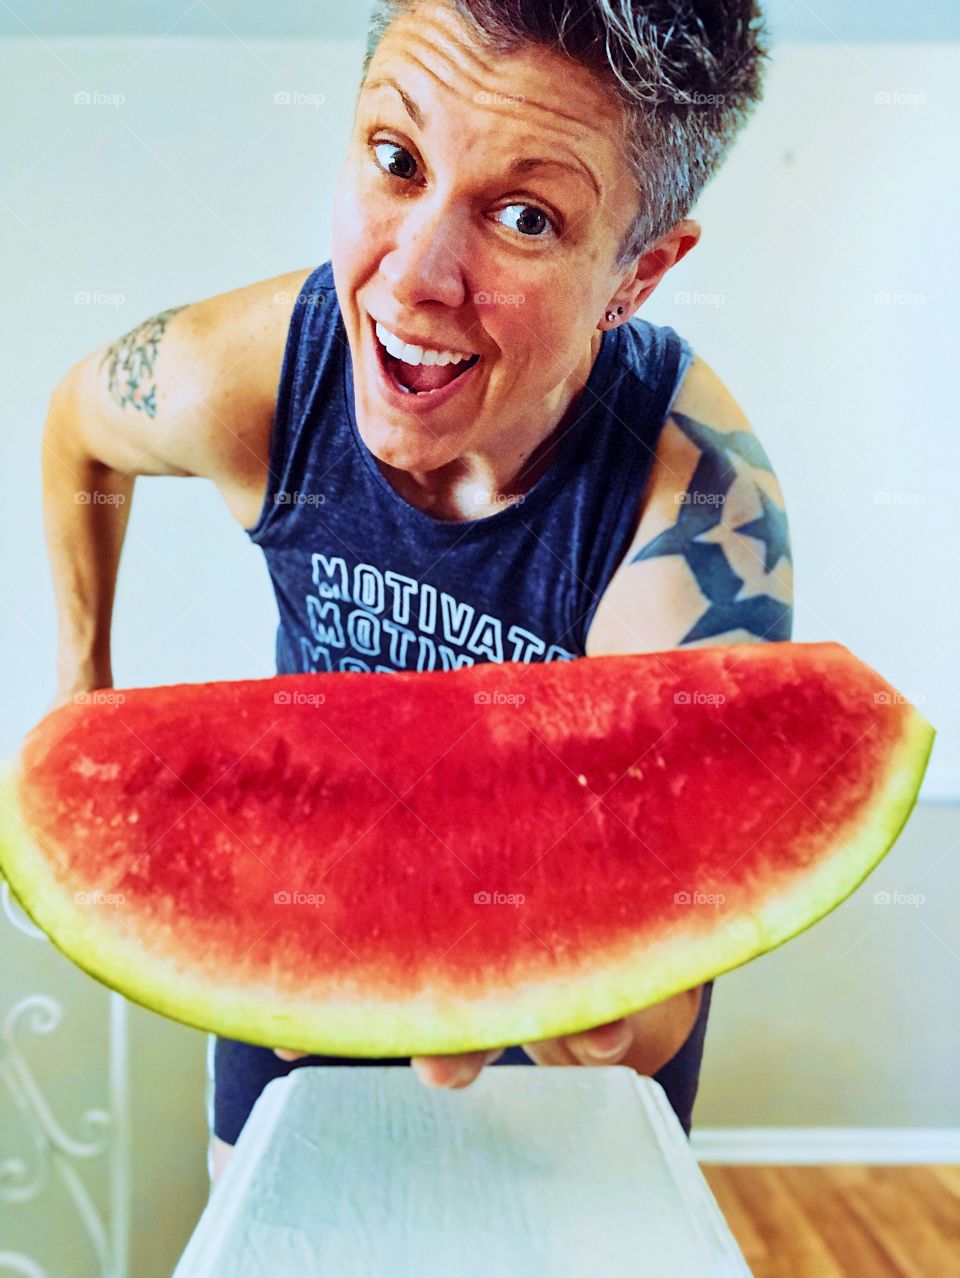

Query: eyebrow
[[361, 75, 601, 199]]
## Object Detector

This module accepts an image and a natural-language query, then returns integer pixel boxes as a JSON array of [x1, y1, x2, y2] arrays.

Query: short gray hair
[[363, 0, 770, 270]]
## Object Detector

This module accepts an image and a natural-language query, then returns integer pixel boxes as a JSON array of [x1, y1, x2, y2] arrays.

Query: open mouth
[[370, 315, 481, 398]]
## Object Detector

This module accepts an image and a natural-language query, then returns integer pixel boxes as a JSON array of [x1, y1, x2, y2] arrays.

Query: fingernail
[[583, 1027, 631, 1062], [413, 1060, 471, 1088], [448, 1063, 479, 1087]]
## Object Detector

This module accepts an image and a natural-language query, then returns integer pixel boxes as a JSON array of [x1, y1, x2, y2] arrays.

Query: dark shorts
[[212, 980, 713, 1146]]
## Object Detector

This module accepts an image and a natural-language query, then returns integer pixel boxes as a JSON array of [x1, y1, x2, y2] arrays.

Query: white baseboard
[[691, 1127, 960, 1164]]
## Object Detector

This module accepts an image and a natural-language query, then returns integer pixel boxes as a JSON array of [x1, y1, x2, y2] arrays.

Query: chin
[[356, 410, 457, 472]]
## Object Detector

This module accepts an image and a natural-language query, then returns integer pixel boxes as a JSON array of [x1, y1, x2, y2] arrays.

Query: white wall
[[649, 41, 960, 801], [1, 29, 957, 1278]]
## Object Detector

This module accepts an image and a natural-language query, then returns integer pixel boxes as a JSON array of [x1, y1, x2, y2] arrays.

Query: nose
[[379, 196, 469, 312]]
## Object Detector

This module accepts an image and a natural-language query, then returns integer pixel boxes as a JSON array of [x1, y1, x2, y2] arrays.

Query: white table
[[175, 1066, 752, 1277]]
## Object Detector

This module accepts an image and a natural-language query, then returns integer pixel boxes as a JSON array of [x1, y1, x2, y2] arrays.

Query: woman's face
[[331, 0, 640, 473]]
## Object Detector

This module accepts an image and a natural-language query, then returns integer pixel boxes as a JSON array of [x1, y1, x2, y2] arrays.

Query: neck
[[380, 328, 603, 521]]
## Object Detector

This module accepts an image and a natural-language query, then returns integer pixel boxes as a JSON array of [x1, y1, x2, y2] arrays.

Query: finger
[[411, 1048, 503, 1089], [562, 1018, 633, 1066], [273, 1048, 310, 1061]]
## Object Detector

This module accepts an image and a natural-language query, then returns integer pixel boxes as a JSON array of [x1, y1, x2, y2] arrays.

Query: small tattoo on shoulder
[[98, 304, 187, 418]]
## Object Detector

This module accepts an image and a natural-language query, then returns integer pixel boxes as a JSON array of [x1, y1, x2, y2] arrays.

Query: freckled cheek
[[481, 299, 571, 383]]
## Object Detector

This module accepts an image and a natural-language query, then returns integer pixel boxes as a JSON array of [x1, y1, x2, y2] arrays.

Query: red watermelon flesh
[[0, 642, 934, 1056]]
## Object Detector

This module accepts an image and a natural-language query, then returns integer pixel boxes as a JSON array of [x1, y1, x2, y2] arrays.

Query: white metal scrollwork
[[0, 880, 130, 1278]]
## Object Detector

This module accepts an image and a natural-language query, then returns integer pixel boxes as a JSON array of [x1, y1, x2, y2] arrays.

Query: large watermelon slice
[[0, 642, 934, 1056]]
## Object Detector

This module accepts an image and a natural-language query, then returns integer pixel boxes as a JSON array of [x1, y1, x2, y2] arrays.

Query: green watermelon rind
[[0, 706, 935, 1056]]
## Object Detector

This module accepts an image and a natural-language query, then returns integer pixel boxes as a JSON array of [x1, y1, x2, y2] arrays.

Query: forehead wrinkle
[[379, 34, 618, 140], [365, 53, 611, 200]]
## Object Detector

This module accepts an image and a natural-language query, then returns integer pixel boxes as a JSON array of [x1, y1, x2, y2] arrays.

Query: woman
[[209, 0, 791, 1178]]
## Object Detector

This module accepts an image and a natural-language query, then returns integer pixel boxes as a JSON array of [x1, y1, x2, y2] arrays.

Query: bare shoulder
[[584, 353, 794, 656], [55, 266, 316, 523]]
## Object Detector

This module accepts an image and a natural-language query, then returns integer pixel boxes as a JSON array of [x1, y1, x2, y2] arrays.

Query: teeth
[[375, 320, 474, 368]]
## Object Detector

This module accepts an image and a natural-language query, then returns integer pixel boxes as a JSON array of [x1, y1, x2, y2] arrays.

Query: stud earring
[[605, 306, 625, 324]]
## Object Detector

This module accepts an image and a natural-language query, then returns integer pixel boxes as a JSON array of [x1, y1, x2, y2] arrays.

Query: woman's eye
[[496, 203, 557, 240], [372, 140, 418, 180]]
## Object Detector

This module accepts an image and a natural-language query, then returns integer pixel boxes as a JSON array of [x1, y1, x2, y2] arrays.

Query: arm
[[413, 357, 793, 1089], [43, 305, 193, 706], [567, 351, 794, 1076], [41, 272, 302, 710]]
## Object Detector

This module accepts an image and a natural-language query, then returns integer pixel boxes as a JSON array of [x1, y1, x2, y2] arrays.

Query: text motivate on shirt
[[297, 553, 577, 674]]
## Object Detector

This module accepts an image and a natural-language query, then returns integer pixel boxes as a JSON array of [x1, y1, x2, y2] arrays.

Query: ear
[[616, 219, 702, 312]]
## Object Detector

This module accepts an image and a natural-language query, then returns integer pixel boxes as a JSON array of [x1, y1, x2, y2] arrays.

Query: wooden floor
[[700, 1165, 960, 1278]]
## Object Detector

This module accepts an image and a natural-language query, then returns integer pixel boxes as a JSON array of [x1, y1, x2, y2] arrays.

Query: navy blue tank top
[[244, 261, 694, 673], [240, 261, 713, 1136]]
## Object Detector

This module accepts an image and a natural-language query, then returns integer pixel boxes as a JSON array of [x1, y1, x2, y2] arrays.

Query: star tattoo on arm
[[630, 411, 794, 645]]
